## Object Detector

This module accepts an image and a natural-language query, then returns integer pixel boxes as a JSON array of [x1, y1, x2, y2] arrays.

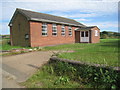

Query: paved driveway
[[2, 51, 52, 84]]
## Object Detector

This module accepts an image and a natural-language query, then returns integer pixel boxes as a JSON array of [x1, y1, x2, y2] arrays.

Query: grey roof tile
[[76, 26, 97, 31], [17, 8, 85, 26]]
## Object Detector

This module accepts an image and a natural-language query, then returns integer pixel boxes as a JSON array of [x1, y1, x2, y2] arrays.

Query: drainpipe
[[10, 24, 13, 46]]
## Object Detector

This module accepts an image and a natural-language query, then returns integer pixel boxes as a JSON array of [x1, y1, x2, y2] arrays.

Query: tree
[[102, 31, 109, 35], [101, 34, 109, 39]]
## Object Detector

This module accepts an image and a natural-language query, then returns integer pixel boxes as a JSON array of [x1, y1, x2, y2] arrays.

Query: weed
[[45, 61, 120, 89], [54, 76, 69, 85]]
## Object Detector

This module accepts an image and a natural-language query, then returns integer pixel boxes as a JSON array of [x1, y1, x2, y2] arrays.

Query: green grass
[[0, 38, 32, 50], [1, 38, 119, 66], [22, 39, 119, 88], [22, 66, 87, 88], [44, 39, 119, 67]]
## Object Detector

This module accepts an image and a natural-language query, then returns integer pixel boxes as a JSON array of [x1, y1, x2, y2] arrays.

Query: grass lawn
[[0, 38, 32, 50], [1, 38, 119, 66], [44, 39, 119, 67]]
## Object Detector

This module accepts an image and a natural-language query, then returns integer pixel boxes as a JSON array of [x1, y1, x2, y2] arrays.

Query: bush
[[101, 34, 109, 39], [43, 61, 120, 89]]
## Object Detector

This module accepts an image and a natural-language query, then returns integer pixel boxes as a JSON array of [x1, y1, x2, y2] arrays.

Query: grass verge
[[22, 61, 120, 88], [44, 39, 119, 67]]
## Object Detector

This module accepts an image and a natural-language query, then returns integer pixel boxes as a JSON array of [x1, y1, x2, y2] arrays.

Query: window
[[61, 25, 65, 36], [25, 34, 29, 39], [95, 30, 98, 36], [52, 24, 57, 36], [85, 31, 88, 37], [81, 31, 84, 37], [68, 26, 72, 36], [42, 23, 47, 36]]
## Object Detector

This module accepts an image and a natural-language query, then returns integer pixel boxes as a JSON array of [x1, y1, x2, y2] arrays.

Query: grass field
[[1, 38, 119, 66], [0, 38, 32, 50], [44, 39, 119, 67]]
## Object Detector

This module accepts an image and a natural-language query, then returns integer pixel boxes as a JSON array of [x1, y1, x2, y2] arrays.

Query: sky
[[0, 0, 119, 35]]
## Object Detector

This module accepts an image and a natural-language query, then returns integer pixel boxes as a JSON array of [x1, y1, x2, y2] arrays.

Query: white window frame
[[68, 26, 72, 36], [95, 30, 98, 36], [61, 25, 65, 36], [52, 24, 57, 36], [42, 23, 47, 36]]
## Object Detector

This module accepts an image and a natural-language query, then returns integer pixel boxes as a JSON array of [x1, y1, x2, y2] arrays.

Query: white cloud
[[2, 0, 120, 2], [68, 13, 97, 18], [84, 21, 118, 29], [1, 1, 117, 21], [75, 18, 91, 22], [84, 21, 118, 32], [1, 0, 103, 2], [46, 12, 98, 19], [0, 1, 118, 34], [102, 0, 119, 2], [2, 1, 118, 13]]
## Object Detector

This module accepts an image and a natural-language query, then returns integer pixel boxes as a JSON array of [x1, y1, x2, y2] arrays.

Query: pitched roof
[[75, 26, 98, 31], [9, 8, 85, 27]]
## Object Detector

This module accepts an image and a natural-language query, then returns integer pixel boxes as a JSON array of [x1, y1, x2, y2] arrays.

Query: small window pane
[[52, 33, 57, 35], [68, 26, 72, 36], [85, 31, 88, 37], [61, 25, 65, 36], [52, 24, 57, 36], [42, 33, 47, 35], [81, 32, 84, 37], [42, 23, 47, 36]]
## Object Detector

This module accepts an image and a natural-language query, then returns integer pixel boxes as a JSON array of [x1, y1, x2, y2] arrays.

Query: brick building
[[9, 8, 100, 47]]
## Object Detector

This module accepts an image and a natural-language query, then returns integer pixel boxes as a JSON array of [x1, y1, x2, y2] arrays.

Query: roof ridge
[[9, 8, 85, 26]]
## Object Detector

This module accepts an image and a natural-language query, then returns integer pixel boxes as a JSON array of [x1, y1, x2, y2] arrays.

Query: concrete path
[[2, 70, 22, 88], [2, 51, 53, 88]]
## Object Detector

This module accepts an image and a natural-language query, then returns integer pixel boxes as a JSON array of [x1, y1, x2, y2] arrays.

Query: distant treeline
[[100, 31, 120, 39], [0, 35, 10, 39]]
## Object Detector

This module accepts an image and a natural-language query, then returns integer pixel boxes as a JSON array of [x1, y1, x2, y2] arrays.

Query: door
[[80, 31, 89, 42]]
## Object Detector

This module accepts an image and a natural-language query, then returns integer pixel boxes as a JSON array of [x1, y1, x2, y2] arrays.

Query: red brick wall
[[91, 27, 100, 43], [29, 21, 76, 47]]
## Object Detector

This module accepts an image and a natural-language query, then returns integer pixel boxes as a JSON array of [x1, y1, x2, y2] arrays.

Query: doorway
[[80, 31, 89, 42]]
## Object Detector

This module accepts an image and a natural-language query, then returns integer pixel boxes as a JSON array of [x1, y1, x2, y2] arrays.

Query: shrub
[[101, 34, 109, 39], [54, 76, 70, 85], [43, 61, 120, 89]]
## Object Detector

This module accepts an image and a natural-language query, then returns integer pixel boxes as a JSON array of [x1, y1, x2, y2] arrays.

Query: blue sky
[[0, 0, 119, 35]]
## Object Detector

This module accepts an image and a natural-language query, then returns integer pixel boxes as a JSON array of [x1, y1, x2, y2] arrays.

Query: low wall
[[50, 57, 120, 72], [49, 57, 120, 88]]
